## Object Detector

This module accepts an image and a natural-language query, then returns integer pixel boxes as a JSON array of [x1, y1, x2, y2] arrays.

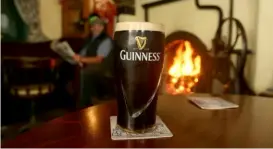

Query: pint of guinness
[[113, 22, 165, 133]]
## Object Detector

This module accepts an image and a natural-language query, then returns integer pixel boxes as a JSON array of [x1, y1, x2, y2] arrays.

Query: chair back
[[3, 57, 58, 98]]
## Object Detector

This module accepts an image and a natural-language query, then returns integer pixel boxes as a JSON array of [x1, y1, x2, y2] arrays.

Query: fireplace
[[160, 31, 212, 95], [142, 0, 255, 95]]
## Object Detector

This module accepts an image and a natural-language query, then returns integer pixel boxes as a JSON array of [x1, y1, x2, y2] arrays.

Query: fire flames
[[166, 40, 201, 94]]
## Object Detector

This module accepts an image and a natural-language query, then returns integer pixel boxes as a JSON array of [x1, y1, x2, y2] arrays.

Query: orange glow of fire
[[166, 41, 201, 94]]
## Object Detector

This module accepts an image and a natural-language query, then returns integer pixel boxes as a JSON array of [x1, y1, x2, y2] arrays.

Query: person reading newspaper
[[51, 40, 81, 65], [73, 14, 114, 108]]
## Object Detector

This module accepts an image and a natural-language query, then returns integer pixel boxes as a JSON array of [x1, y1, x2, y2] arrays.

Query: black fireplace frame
[[142, 0, 235, 44], [142, 0, 255, 95]]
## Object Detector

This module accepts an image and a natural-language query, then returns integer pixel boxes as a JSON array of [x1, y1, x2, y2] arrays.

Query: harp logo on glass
[[120, 36, 161, 61], [135, 36, 147, 50]]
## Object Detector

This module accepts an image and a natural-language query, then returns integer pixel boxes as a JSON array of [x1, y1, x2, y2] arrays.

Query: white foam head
[[115, 22, 165, 33]]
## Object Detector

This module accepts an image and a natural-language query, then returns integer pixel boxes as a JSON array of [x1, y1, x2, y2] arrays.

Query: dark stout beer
[[113, 22, 165, 133]]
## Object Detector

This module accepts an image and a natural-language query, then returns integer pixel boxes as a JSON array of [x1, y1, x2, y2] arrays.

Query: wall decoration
[[93, 0, 117, 36], [1, 0, 28, 42], [114, 0, 135, 15], [62, 0, 116, 37], [14, 0, 49, 43]]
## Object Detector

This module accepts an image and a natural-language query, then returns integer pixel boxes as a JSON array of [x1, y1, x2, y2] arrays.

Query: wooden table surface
[[2, 94, 273, 148]]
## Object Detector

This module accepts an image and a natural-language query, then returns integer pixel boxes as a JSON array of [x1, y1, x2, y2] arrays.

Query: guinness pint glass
[[113, 22, 165, 133]]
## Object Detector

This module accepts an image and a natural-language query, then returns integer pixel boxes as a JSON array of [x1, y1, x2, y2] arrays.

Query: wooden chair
[[3, 57, 58, 132]]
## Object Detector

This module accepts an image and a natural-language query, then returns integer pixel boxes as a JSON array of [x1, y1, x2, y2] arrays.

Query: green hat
[[88, 15, 105, 25]]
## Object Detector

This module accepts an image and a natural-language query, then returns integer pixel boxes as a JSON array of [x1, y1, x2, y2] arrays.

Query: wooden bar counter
[[2, 94, 273, 148]]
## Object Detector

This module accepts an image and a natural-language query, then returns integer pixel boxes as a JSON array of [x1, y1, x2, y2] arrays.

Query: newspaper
[[187, 96, 239, 110], [50, 40, 77, 64]]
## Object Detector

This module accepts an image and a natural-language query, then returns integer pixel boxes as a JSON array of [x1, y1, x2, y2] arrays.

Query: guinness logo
[[135, 36, 147, 50], [120, 35, 160, 62]]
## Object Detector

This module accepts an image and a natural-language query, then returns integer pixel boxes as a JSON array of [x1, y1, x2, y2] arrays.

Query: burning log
[[165, 40, 201, 95]]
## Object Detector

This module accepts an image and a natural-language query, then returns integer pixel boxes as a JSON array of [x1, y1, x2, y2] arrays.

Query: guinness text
[[120, 49, 161, 61]]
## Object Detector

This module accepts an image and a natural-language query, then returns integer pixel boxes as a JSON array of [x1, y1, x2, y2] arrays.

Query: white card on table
[[187, 96, 239, 110]]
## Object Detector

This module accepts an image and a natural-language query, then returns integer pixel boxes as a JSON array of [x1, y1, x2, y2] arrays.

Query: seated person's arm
[[80, 55, 103, 64], [80, 38, 112, 64]]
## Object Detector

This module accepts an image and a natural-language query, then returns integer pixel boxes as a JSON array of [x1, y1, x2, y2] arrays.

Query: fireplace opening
[[166, 40, 201, 94], [161, 31, 212, 95]]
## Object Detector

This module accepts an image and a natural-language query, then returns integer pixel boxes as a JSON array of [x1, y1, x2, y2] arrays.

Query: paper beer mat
[[110, 116, 173, 140], [187, 96, 239, 110]]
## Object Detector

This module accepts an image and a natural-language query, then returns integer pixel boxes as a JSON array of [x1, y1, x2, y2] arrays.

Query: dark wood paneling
[[114, 0, 135, 15], [1, 38, 85, 58], [62, 0, 88, 38]]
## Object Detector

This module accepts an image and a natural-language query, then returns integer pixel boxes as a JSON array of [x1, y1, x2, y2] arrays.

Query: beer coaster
[[110, 116, 173, 140]]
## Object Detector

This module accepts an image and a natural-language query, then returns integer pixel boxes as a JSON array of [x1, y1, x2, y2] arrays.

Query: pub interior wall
[[39, 0, 273, 93], [118, 0, 273, 94]]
